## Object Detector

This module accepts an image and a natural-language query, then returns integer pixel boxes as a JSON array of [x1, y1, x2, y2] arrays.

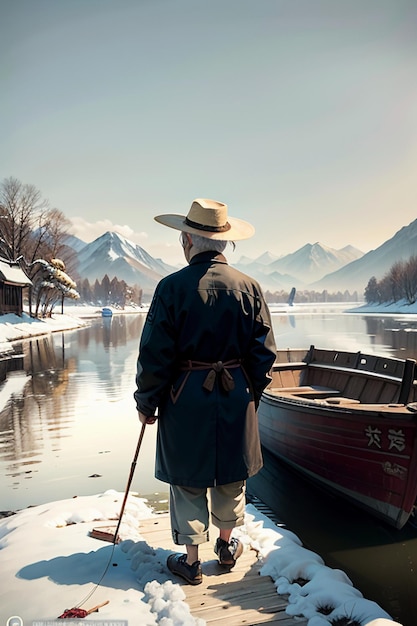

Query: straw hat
[[154, 198, 255, 240]]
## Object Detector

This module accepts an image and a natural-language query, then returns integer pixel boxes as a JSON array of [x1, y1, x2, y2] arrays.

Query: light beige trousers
[[169, 480, 246, 545]]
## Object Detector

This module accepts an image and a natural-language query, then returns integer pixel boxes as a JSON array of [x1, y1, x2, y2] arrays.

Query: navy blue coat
[[134, 251, 277, 487]]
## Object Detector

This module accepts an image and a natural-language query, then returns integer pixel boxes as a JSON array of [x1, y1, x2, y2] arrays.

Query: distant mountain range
[[234, 243, 364, 292], [310, 219, 417, 293], [68, 218, 417, 296]]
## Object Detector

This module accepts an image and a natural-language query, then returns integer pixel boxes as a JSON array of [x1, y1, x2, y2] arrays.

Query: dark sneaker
[[214, 537, 243, 568], [167, 553, 203, 585]]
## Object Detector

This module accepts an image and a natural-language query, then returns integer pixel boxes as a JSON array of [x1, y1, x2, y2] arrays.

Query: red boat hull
[[259, 372, 417, 529]]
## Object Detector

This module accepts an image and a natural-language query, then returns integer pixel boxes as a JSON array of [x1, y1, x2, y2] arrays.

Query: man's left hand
[[138, 411, 157, 425]]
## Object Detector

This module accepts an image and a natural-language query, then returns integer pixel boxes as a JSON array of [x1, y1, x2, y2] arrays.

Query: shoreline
[[0, 304, 149, 356], [1, 299, 417, 357]]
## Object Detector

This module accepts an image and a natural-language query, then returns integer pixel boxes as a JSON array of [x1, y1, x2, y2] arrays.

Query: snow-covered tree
[[32, 258, 80, 317]]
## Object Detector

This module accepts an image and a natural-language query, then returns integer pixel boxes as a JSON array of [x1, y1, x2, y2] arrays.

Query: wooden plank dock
[[139, 513, 308, 626]]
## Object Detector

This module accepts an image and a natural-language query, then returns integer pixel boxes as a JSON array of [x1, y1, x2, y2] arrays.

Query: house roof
[[0, 258, 32, 286]]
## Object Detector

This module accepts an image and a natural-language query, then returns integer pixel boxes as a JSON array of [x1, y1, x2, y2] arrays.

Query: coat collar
[[189, 251, 228, 265]]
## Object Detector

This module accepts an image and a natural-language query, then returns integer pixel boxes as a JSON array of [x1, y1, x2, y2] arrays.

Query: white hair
[[188, 233, 229, 254]]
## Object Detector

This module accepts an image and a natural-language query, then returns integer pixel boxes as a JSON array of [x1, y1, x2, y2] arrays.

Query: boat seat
[[266, 385, 340, 398]]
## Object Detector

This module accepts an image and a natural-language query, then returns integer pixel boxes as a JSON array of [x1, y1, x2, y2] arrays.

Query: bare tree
[[402, 256, 417, 305], [364, 256, 417, 306], [0, 177, 81, 315], [0, 177, 50, 262], [377, 275, 392, 303], [387, 261, 405, 303]]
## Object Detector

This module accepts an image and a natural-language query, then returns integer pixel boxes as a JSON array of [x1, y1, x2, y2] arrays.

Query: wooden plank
[[139, 514, 308, 626]]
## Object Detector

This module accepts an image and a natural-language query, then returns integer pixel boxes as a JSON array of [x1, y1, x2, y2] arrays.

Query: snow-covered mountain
[[64, 234, 87, 254], [311, 218, 417, 293], [74, 231, 178, 292], [267, 242, 363, 283], [232, 243, 364, 292]]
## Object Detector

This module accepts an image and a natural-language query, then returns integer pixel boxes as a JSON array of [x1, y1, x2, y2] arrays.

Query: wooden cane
[[90, 423, 147, 543]]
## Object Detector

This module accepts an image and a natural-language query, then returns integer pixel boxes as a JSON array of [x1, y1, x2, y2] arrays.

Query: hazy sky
[[2, 0, 417, 266]]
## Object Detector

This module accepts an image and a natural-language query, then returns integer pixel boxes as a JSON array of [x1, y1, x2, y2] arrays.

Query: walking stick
[[71, 423, 147, 617], [90, 423, 146, 543]]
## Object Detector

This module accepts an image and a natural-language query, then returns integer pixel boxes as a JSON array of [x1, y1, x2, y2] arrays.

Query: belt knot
[[179, 359, 240, 393], [203, 360, 235, 393]]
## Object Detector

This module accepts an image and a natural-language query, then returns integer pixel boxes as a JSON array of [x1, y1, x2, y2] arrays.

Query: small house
[[0, 258, 32, 316]]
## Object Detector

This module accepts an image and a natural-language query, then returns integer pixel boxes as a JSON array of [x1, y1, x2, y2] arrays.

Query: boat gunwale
[[262, 390, 417, 418]]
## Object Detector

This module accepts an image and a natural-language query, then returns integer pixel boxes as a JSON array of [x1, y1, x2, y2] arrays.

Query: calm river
[[1, 304, 417, 624]]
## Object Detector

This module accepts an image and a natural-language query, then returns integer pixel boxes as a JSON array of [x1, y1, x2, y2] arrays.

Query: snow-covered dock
[[138, 512, 307, 625]]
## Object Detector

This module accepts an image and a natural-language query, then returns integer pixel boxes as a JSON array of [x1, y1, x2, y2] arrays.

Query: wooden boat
[[258, 345, 417, 529]]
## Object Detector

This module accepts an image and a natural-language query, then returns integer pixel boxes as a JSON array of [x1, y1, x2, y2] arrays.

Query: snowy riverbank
[[0, 490, 400, 626], [0, 304, 148, 355], [347, 300, 417, 315]]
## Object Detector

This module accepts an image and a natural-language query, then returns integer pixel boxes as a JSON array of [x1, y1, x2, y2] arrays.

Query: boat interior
[[265, 345, 417, 410]]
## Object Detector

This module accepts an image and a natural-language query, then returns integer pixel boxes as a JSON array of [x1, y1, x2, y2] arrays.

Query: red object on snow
[[57, 600, 109, 618], [58, 608, 89, 618]]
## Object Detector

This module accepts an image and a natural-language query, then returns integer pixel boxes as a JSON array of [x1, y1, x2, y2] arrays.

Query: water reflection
[[0, 314, 154, 511], [363, 316, 417, 359], [1, 337, 68, 481], [272, 307, 417, 360], [3, 310, 417, 513]]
